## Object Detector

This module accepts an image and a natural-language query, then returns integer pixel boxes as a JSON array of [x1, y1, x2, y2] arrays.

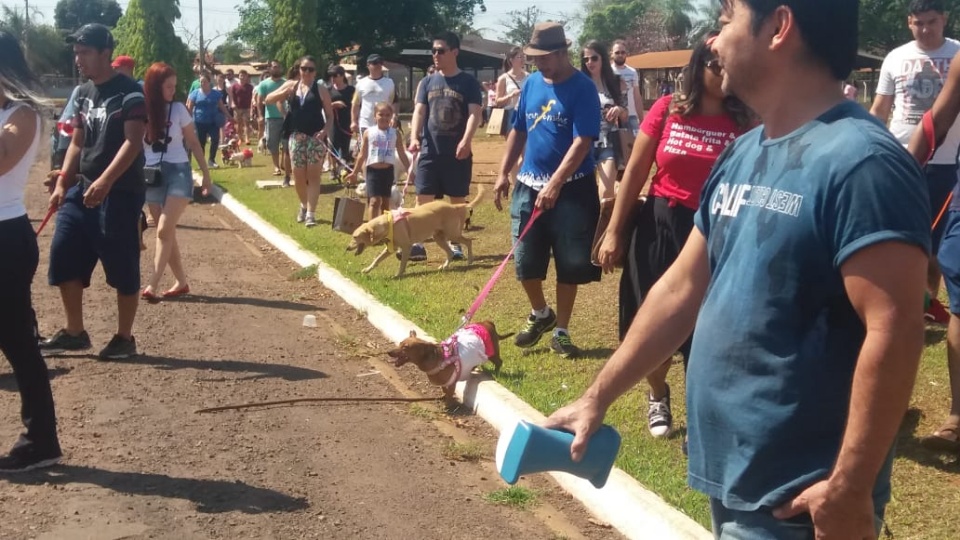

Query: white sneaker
[[208, 160, 219, 169], [647, 384, 673, 438], [296, 207, 307, 223]]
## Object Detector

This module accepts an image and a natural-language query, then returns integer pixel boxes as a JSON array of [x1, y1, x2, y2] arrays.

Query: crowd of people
[[2, 0, 960, 537]]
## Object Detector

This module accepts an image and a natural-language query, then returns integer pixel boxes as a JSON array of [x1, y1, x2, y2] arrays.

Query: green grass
[[208, 140, 960, 536], [483, 486, 540, 510], [440, 440, 486, 462], [288, 263, 318, 281]]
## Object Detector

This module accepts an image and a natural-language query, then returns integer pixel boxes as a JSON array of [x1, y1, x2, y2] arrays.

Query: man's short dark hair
[[722, 0, 857, 81], [910, 0, 945, 15], [433, 31, 461, 51]]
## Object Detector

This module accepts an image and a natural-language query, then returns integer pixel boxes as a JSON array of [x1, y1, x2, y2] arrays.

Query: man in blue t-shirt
[[493, 22, 601, 359], [545, 1, 931, 538], [408, 31, 483, 261]]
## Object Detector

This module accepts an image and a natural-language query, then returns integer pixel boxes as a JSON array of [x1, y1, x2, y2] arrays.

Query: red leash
[[459, 207, 542, 328], [35, 205, 56, 236]]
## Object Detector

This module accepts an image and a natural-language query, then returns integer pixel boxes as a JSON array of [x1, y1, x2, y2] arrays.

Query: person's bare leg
[[293, 167, 308, 207], [306, 161, 323, 213], [646, 360, 671, 400], [944, 313, 960, 424], [369, 196, 383, 221], [415, 194, 435, 206], [116, 293, 138, 340], [167, 236, 187, 290], [597, 159, 617, 200], [521, 279, 547, 312], [148, 197, 190, 292], [59, 281, 85, 335], [555, 282, 577, 329], [929, 262, 943, 298], [271, 151, 281, 174]]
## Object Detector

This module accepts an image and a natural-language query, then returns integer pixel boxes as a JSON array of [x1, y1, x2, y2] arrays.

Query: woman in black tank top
[[265, 55, 334, 227]]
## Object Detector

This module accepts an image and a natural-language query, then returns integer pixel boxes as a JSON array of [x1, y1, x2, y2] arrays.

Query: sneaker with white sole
[[296, 207, 307, 223], [98, 334, 137, 360], [0, 446, 62, 473], [409, 243, 427, 262], [550, 331, 580, 358], [305, 215, 317, 228], [514, 309, 557, 348], [450, 243, 465, 261], [39, 329, 92, 356], [647, 384, 673, 438]]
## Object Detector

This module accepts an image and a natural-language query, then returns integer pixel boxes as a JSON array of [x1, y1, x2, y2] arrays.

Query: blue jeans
[[195, 121, 219, 163], [710, 499, 885, 539]]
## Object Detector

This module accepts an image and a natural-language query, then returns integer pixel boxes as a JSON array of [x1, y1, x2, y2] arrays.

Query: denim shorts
[[511, 176, 601, 285], [627, 115, 640, 137], [709, 498, 885, 539], [145, 161, 195, 205], [48, 184, 144, 296], [594, 145, 616, 163], [365, 166, 395, 197], [938, 209, 960, 315]]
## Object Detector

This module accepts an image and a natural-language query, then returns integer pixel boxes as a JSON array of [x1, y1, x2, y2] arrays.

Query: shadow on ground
[[896, 408, 960, 472], [2, 465, 308, 514], [112, 354, 328, 382]]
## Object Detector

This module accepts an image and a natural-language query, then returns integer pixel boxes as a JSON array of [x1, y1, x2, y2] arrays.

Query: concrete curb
[[204, 180, 712, 540]]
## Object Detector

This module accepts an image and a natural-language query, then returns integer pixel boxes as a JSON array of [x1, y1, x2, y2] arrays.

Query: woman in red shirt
[[596, 34, 753, 440]]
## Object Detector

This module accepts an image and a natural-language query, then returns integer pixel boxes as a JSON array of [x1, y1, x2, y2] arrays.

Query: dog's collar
[[425, 334, 461, 389]]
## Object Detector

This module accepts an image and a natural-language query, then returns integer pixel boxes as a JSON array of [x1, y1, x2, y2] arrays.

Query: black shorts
[[618, 196, 695, 363], [926, 163, 957, 253], [365, 166, 395, 198], [415, 154, 471, 199], [332, 130, 352, 162], [48, 184, 144, 296]]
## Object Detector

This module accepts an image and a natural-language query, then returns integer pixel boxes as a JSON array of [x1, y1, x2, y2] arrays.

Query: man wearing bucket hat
[[493, 22, 602, 359]]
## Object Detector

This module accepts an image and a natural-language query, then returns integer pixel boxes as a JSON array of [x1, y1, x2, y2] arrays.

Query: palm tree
[[658, 0, 695, 49]]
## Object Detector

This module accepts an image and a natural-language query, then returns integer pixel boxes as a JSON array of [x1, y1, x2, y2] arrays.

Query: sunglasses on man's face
[[432, 48, 448, 55], [582, 55, 600, 63]]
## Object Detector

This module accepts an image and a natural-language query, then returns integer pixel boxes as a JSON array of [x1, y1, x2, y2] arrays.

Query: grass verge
[[207, 138, 960, 535], [483, 486, 540, 510]]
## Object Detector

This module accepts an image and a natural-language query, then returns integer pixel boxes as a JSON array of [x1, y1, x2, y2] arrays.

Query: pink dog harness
[[426, 324, 496, 389]]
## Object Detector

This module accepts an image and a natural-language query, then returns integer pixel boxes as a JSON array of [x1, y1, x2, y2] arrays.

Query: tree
[[579, 0, 648, 47], [112, 0, 192, 93], [54, 0, 122, 32], [214, 38, 246, 64], [237, 0, 486, 70], [658, 0, 694, 48], [1, 7, 72, 76], [500, 6, 544, 46], [229, 0, 272, 59], [687, 2, 721, 46], [860, 0, 960, 55]]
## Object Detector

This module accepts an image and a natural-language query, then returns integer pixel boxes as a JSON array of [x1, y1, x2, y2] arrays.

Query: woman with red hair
[[140, 62, 212, 302]]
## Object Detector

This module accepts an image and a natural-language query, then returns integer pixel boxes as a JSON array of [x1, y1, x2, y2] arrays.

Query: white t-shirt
[[501, 71, 527, 110], [612, 63, 641, 117], [877, 39, 960, 165], [365, 125, 397, 165], [355, 76, 395, 129], [143, 102, 193, 166], [223, 78, 239, 108], [0, 103, 40, 221]]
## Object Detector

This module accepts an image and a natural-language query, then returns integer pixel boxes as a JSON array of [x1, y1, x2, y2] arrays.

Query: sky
[[12, 0, 706, 51]]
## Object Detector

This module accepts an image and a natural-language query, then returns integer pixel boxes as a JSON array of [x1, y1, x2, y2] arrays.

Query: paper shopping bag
[[332, 196, 365, 234]]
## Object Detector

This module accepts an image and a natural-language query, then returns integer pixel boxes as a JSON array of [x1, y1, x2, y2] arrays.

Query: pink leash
[[459, 207, 542, 328], [35, 205, 56, 236]]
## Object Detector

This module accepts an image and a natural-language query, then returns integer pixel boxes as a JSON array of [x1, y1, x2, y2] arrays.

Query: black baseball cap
[[66, 23, 115, 50], [366, 54, 383, 65]]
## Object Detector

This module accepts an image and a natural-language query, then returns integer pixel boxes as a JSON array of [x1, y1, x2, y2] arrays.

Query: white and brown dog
[[387, 321, 512, 404]]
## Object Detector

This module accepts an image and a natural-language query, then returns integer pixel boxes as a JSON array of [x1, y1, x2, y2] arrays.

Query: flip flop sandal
[[920, 424, 960, 452]]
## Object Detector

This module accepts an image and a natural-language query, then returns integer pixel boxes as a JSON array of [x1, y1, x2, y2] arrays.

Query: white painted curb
[[204, 180, 712, 540]]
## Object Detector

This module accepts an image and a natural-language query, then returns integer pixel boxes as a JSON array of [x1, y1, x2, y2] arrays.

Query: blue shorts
[[415, 155, 471, 199], [938, 209, 960, 314], [365, 166, 395, 198], [627, 115, 640, 137], [511, 176, 601, 285], [926, 163, 957, 253], [48, 184, 144, 296], [594, 145, 616, 163], [709, 498, 885, 539], [145, 161, 195, 205]]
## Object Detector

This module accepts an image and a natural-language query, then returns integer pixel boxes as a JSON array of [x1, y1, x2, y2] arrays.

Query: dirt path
[[0, 145, 623, 540]]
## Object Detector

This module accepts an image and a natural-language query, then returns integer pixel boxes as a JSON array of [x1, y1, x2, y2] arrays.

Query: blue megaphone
[[495, 420, 621, 489]]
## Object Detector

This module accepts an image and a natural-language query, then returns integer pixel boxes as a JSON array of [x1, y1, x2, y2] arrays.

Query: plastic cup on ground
[[302, 314, 317, 328]]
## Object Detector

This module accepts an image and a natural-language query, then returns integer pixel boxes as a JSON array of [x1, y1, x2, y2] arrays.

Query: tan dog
[[387, 321, 513, 403], [346, 187, 485, 277]]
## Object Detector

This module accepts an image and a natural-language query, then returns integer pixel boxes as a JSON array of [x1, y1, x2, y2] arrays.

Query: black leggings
[[0, 215, 59, 453], [618, 196, 695, 368], [196, 121, 220, 163]]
